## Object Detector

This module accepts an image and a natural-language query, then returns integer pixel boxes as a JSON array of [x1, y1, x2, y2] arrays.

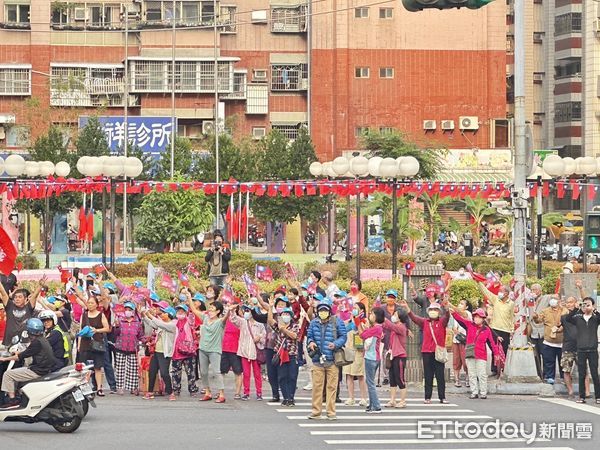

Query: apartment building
[[0, 0, 507, 161]]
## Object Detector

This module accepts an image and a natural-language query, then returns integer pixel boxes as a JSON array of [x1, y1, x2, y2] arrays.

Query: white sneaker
[[358, 399, 368, 407], [344, 398, 356, 406], [303, 383, 313, 391]]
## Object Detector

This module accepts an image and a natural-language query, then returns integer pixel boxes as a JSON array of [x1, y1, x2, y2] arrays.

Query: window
[[379, 127, 394, 135], [252, 127, 266, 139], [554, 101, 581, 123], [0, 67, 31, 95], [4, 4, 30, 24], [246, 84, 268, 114], [145, 1, 162, 21], [50, 65, 126, 106], [354, 7, 369, 18], [271, 5, 307, 32], [555, 60, 581, 79], [270, 64, 308, 91], [220, 5, 236, 32], [5, 125, 30, 147], [554, 13, 581, 36], [89, 4, 119, 27], [379, 67, 394, 78], [231, 71, 246, 97], [355, 127, 369, 137], [355, 67, 369, 78], [379, 8, 393, 19], [272, 124, 306, 141]]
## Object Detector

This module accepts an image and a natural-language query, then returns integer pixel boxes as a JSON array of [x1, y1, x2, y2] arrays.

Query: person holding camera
[[205, 230, 231, 288]]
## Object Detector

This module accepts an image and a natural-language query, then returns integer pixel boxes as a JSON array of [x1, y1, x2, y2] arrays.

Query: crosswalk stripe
[[286, 414, 492, 420], [291, 396, 424, 402], [333, 447, 573, 450], [323, 438, 549, 445], [539, 397, 600, 415], [313, 430, 475, 435], [298, 422, 490, 428], [277, 408, 473, 413], [268, 402, 458, 407]]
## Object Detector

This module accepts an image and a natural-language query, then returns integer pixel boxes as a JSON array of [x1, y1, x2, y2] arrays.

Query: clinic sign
[[79, 116, 175, 157]]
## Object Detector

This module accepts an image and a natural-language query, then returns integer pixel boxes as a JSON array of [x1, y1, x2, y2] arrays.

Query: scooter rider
[[0, 318, 57, 409], [39, 310, 69, 371]]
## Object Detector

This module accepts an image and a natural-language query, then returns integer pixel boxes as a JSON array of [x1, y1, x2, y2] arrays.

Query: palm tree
[[361, 131, 444, 180], [421, 192, 454, 246], [461, 196, 497, 246]]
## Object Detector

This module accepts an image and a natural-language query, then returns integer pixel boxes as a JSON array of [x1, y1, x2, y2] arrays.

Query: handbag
[[384, 350, 392, 370], [332, 317, 355, 367], [465, 328, 483, 359], [353, 333, 364, 350], [455, 332, 467, 345], [85, 313, 106, 353], [271, 345, 290, 366], [429, 321, 448, 364], [247, 321, 266, 365]]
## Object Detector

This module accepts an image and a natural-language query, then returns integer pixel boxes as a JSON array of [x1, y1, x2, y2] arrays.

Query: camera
[[307, 346, 321, 360]]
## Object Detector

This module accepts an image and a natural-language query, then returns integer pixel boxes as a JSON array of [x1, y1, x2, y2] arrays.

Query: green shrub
[[448, 280, 481, 308], [16, 254, 39, 270]]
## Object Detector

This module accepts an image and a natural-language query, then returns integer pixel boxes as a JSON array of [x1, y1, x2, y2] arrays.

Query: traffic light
[[585, 212, 600, 253], [401, 0, 493, 12]]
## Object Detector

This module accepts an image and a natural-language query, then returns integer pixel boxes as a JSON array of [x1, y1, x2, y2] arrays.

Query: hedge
[[16, 255, 39, 270]]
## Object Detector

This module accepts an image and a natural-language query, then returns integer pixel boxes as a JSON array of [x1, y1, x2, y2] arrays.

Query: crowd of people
[[0, 250, 599, 415]]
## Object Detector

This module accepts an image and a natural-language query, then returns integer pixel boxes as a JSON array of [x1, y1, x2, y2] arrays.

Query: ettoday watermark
[[417, 420, 593, 444]]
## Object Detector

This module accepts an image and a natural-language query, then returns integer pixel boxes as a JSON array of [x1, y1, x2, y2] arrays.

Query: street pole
[[327, 195, 332, 254], [44, 195, 50, 269], [536, 177, 542, 278], [582, 180, 588, 272], [122, 9, 129, 255], [391, 179, 398, 277], [345, 195, 351, 261], [505, 0, 539, 382], [356, 193, 361, 279], [110, 178, 116, 272], [170, 0, 176, 179], [102, 186, 107, 266], [214, 0, 221, 230]]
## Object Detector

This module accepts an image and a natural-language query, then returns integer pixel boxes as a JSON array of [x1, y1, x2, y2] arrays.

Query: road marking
[[291, 396, 425, 402], [286, 414, 492, 420], [539, 397, 600, 415], [312, 430, 459, 435], [277, 408, 473, 413], [268, 402, 458, 407], [334, 447, 573, 450], [323, 438, 549, 445]]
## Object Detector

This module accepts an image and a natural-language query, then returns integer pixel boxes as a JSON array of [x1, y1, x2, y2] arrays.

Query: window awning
[[435, 172, 513, 183]]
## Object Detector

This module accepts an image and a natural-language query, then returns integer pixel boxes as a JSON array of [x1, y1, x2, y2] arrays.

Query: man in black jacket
[[566, 297, 600, 404], [0, 318, 57, 409], [205, 230, 231, 288]]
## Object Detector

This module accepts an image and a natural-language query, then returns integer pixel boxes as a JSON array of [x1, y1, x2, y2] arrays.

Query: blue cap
[[46, 296, 57, 304], [77, 326, 95, 338], [280, 307, 293, 315], [161, 306, 177, 319], [333, 290, 347, 298], [386, 289, 399, 298], [316, 299, 333, 311], [313, 293, 325, 302], [241, 304, 252, 311], [175, 304, 189, 313], [123, 302, 136, 310], [86, 273, 97, 279], [134, 280, 143, 288], [192, 293, 206, 303], [103, 282, 117, 293], [149, 292, 160, 302]]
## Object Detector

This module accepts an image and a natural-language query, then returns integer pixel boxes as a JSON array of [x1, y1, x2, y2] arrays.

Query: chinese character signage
[[78, 116, 175, 157]]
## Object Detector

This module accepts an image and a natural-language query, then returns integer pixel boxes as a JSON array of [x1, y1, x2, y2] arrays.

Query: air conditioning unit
[[252, 127, 266, 139], [300, 78, 309, 90], [459, 116, 479, 130], [533, 73, 543, 82], [253, 69, 268, 82], [251, 10, 268, 23], [441, 120, 455, 131], [423, 120, 436, 130], [74, 7, 87, 21], [202, 121, 215, 134]]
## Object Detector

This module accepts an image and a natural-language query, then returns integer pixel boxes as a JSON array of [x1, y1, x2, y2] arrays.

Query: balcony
[[271, 6, 307, 33], [0, 21, 31, 30], [50, 74, 137, 107]]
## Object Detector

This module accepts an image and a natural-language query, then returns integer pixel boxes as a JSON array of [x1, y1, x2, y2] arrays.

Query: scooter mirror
[[11, 336, 19, 345], [21, 330, 28, 339]]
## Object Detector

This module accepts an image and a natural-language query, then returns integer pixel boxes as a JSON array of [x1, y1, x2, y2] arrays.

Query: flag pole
[[237, 189, 242, 250], [245, 191, 250, 251]]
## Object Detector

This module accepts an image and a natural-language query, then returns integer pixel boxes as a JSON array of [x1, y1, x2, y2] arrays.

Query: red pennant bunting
[[279, 184, 291, 197], [571, 181, 581, 200], [556, 182, 565, 199], [294, 184, 304, 197], [306, 184, 317, 196], [588, 184, 597, 201], [542, 181, 550, 197]]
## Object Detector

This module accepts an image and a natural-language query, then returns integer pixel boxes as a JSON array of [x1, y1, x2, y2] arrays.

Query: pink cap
[[473, 308, 487, 318], [153, 300, 169, 309], [427, 302, 442, 310]]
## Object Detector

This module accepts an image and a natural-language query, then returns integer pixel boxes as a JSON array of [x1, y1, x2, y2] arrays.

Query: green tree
[[361, 131, 444, 179], [460, 196, 497, 246], [154, 137, 195, 180], [74, 117, 110, 174], [135, 177, 215, 252], [421, 192, 454, 246]]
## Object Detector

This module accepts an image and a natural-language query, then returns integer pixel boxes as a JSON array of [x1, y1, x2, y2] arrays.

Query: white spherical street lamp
[[5, 154, 26, 176]]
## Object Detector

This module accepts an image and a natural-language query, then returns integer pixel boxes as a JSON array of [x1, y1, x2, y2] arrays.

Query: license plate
[[73, 390, 85, 402], [80, 383, 93, 396]]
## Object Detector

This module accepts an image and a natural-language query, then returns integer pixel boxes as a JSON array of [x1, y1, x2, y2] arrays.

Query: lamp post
[[310, 155, 419, 280], [78, 155, 142, 271]]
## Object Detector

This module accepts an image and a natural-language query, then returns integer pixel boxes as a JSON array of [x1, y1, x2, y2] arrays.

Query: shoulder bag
[[84, 313, 106, 353], [332, 317, 355, 367], [247, 321, 266, 365], [428, 321, 448, 364]]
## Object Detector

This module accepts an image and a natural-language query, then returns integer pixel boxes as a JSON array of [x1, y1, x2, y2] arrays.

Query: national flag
[[59, 266, 71, 284], [255, 265, 273, 282], [112, 303, 126, 319], [305, 279, 317, 295], [465, 262, 486, 283], [284, 262, 298, 280], [78, 206, 87, 241], [86, 208, 94, 242], [242, 272, 260, 297], [94, 264, 106, 275], [0, 226, 18, 276], [147, 262, 157, 292], [178, 271, 190, 287], [160, 272, 177, 293], [187, 262, 200, 278], [221, 286, 240, 305], [373, 295, 381, 308]]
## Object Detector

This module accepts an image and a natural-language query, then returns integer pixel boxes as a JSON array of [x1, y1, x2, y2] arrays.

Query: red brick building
[[0, 1, 507, 159]]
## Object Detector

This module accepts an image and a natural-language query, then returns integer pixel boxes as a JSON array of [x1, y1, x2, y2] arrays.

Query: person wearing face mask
[[342, 302, 368, 407], [169, 304, 199, 398], [268, 304, 300, 406], [322, 271, 340, 299], [306, 300, 348, 420], [558, 296, 589, 398], [142, 304, 177, 401], [448, 299, 471, 388], [204, 284, 221, 306], [565, 297, 600, 404], [382, 309, 408, 408], [527, 283, 549, 380], [113, 302, 144, 396], [399, 299, 449, 404], [532, 296, 567, 384], [217, 303, 243, 400], [381, 290, 409, 386], [348, 278, 369, 315], [229, 304, 265, 400], [477, 282, 514, 377], [360, 307, 385, 413], [449, 305, 498, 399], [205, 230, 231, 288]]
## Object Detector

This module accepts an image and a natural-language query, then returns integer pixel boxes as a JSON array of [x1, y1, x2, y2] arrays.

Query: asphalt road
[[1, 370, 599, 450]]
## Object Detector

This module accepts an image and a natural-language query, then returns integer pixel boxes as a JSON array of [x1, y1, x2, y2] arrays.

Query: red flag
[[78, 206, 87, 240], [94, 264, 106, 275], [284, 262, 298, 280], [0, 227, 18, 276], [187, 262, 201, 278], [16, 261, 23, 272], [86, 209, 94, 242], [59, 267, 72, 284], [178, 271, 190, 287], [255, 265, 273, 282], [160, 272, 177, 293], [221, 286, 239, 304]]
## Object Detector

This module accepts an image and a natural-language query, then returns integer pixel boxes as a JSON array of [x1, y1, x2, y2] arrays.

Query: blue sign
[[79, 116, 175, 157]]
